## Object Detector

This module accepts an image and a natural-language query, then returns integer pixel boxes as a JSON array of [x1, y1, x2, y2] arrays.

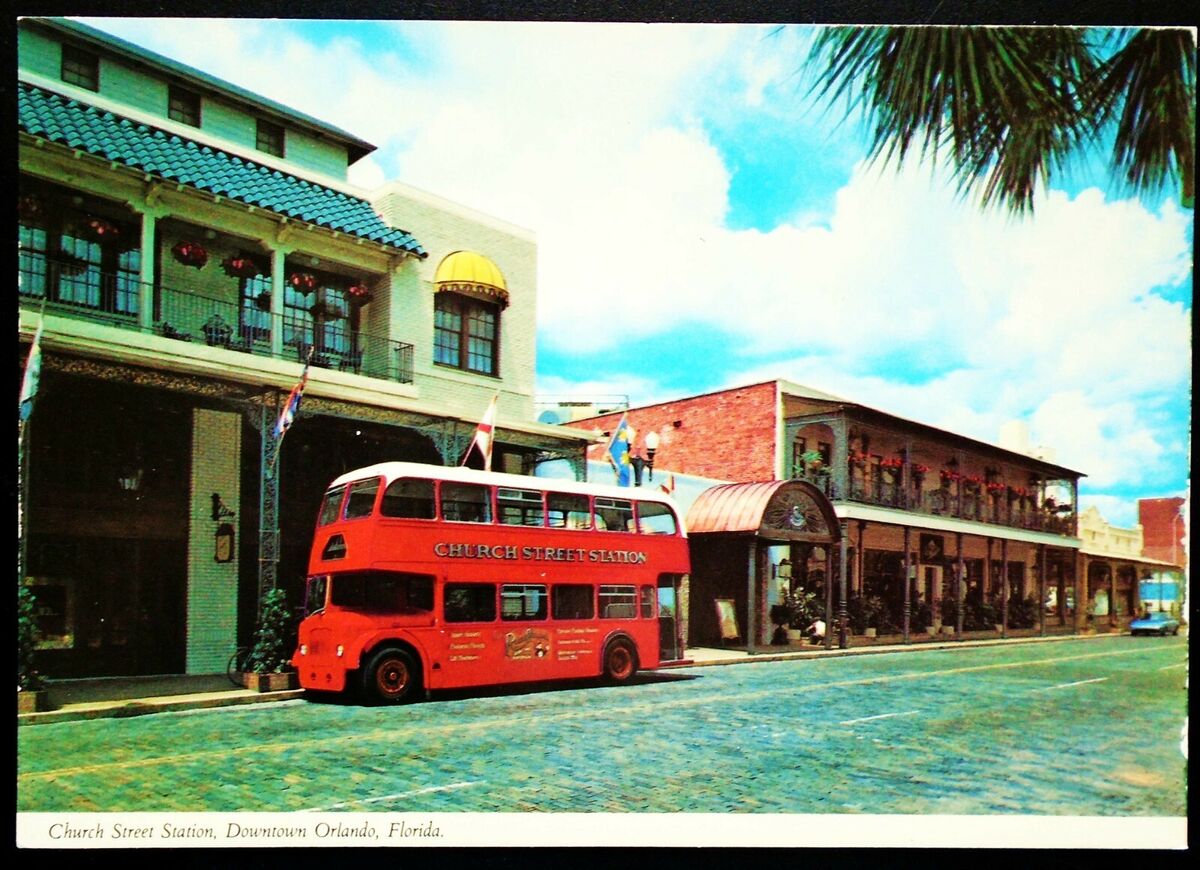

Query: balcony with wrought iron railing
[[18, 253, 415, 383], [791, 462, 1077, 537]]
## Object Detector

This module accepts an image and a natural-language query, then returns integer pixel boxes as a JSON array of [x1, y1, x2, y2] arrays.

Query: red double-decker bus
[[292, 462, 690, 704]]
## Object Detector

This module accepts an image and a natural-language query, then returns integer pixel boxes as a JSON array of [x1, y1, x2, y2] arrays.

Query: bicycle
[[226, 646, 253, 687]]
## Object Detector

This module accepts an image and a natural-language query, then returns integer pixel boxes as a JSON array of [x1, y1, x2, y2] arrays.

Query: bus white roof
[[329, 461, 682, 508]]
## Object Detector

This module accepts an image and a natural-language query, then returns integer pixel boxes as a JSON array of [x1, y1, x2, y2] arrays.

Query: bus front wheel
[[363, 648, 421, 704], [603, 640, 638, 683]]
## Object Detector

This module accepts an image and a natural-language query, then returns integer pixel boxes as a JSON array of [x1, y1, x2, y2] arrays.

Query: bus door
[[658, 574, 684, 662]]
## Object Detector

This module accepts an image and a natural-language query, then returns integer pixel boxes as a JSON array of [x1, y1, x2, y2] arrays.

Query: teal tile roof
[[18, 81, 426, 257]]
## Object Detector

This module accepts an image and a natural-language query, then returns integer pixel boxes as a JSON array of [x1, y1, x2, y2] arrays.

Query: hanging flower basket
[[254, 292, 272, 312], [222, 255, 263, 279], [940, 469, 961, 483], [18, 194, 43, 224], [346, 283, 372, 304], [171, 240, 209, 269], [879, 457, 904, 469], [82, 217, 120, 244], [912, 464, 930, 475], [309, 301, 332, 319], [289, 272, 317, 292]]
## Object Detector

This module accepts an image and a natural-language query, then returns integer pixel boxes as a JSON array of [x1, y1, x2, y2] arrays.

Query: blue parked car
[[1129, 612, 1181, 636]]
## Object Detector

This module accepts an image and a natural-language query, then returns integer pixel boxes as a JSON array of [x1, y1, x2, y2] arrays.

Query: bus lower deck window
[[501, 584, 548, 620], [551, 584, 595, 620], [599, 584, 638, 618], [330, 572, 433, 613], [444, 583, 497, 622]]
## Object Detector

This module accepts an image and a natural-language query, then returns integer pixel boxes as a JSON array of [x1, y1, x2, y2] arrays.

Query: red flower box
[[83, 217, 120, 243], [346, 283, 372, 303]]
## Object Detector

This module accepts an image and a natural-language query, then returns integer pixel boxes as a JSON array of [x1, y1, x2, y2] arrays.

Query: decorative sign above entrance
[[761, 487, 830, 537]]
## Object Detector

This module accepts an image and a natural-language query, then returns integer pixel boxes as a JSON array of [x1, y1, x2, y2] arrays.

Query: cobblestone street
[[18, 635, 1187, 815]]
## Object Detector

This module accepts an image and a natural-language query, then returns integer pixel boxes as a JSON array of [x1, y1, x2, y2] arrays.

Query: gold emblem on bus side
[[505, 628, 551, 660]]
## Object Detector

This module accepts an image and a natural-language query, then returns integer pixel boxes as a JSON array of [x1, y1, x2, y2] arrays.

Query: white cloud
[[76, 18, 1191, 509]]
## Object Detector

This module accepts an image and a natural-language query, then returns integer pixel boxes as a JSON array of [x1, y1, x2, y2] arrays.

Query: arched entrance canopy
[[687, 479, 841, 544], [686, 480, 843, 653]]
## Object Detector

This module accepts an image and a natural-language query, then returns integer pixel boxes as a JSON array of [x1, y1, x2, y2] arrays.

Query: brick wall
[[1139, 497, 1187, 566], [570, 381, 780, 483], [186, 408, 241, 674]]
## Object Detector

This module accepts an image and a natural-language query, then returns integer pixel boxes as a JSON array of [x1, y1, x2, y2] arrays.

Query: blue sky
[[79, 18, 1193, 527]]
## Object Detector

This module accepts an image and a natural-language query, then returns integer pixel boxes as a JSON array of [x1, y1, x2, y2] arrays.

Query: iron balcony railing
[[18, 253, 415, 384], [793, 467, 1076, 537]]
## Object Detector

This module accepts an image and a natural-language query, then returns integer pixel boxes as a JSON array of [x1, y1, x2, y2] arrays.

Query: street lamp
[[644, 431, 659, 481], [629, 431, 661, 487]]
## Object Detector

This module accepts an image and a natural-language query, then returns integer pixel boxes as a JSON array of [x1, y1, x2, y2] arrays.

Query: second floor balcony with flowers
[[17, 192, 415, 385], [788, 420, 1079, 538]]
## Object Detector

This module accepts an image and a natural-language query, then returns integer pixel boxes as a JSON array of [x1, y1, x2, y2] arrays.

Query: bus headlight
[[299, 644, 308, 656], [336, 645, 344, 657]]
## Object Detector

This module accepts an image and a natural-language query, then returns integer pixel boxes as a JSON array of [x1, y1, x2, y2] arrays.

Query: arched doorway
[[686, 480, 841, 651]]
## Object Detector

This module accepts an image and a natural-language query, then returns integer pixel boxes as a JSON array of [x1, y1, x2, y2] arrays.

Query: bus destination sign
[[433, 543, 648, 564]]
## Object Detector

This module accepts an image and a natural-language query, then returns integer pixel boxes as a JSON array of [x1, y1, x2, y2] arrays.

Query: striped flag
[[463, 393, 499, 472], [19, 319, 44, 423], [273, 352, 312, 441]]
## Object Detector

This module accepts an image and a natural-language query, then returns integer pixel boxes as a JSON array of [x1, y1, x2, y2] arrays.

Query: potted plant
[[786, 590, 818, 641], [243, 588, 298, 692], [769, 603, 792, 645], [18, 585, 47, 713]]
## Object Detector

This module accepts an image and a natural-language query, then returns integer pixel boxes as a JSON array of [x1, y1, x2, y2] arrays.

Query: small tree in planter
[[18, 585, 46, 712], [244, 588, 297, 691], [910, 601, 932, 634]]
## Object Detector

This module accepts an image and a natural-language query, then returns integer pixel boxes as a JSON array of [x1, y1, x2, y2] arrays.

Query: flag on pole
[[463, 392, 499, 472], [19, 319, 45, 423], [605, 414, 635, 487], [273, 351, 312, 441]]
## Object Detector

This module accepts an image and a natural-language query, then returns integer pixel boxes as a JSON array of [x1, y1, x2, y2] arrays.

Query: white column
[[268, 246, 289, 357]]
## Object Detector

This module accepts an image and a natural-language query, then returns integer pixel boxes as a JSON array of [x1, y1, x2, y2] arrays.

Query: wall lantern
[[214, 523, 235, 563]]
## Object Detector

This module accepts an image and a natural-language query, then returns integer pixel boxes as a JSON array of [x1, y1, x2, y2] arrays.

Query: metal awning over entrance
[[687, 479, 842, 543], [686, 480, 843, 653]]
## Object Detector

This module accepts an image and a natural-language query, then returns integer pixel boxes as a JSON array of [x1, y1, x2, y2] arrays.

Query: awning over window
[[686, 480, 841, 543], [434, 250, 509, 309]]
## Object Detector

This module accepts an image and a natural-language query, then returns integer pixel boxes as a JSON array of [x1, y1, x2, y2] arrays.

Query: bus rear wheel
[[363, 648, 420, 704], [603, 640, 638, 683]]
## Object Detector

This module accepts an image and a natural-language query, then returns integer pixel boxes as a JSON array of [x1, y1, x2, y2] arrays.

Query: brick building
[[573, 379, 1096, 649], [17, 17, 588, 679], [1139, 497, 1188, 569]]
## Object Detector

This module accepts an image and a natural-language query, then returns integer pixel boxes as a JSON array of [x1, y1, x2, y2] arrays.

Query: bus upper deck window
[[344, 478, 381, 520], [318, 486, 347, 526], [498, 488, 544, 526], [381, 478, 436, 519], [441, 482, 493, 523], [635, 501, 678, 535], [547, 493, 591, 529], [594, 497, 634, 532]]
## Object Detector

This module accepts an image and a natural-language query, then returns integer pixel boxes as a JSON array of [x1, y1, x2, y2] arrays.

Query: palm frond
[[1087, 29, 1195, 207], [808, 26, 1101, 213]]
